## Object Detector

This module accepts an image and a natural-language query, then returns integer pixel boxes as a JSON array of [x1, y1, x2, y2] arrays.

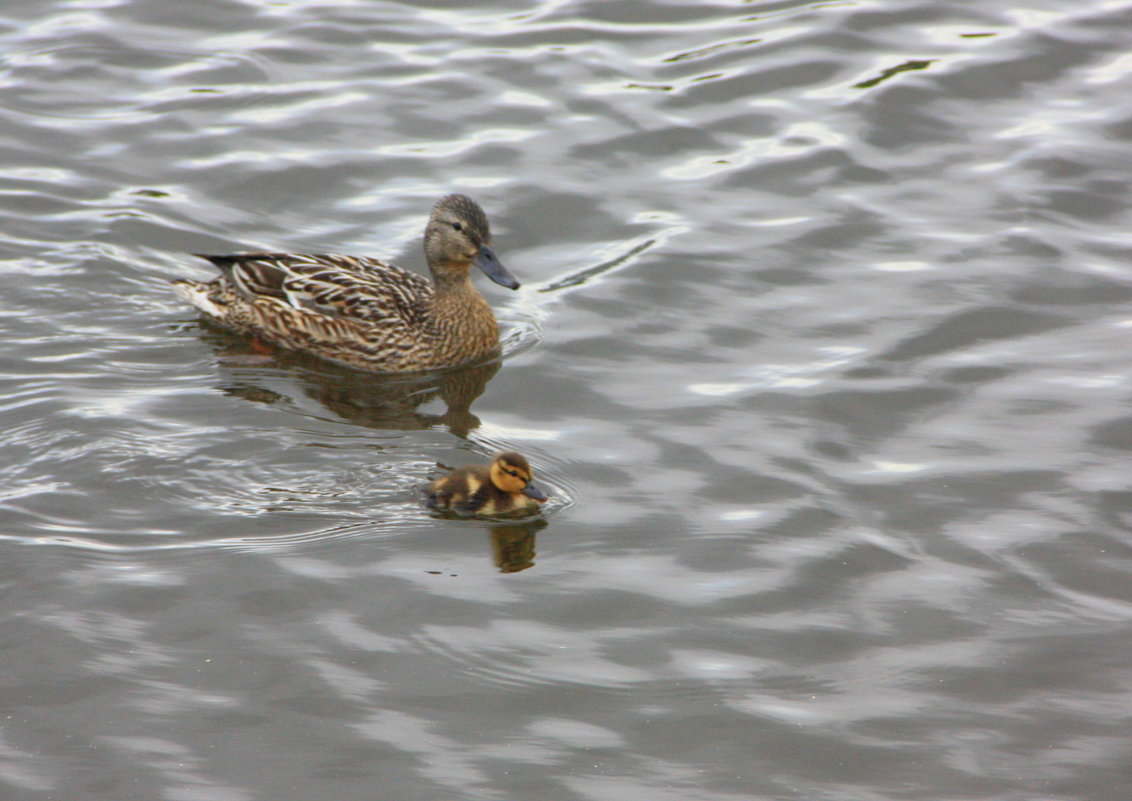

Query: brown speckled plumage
[[173, 194, 520, 373]]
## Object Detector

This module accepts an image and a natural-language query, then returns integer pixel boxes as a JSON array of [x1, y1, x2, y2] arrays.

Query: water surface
[[2, 1, 1131, 799]]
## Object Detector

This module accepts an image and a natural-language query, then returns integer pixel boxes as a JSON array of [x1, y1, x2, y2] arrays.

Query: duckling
[[426, 452, 549, 517], [173, 194, 521, 373]]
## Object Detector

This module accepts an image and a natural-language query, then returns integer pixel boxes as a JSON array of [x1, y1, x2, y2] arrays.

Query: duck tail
[[172, 279, 225, 319], [194, 254, 289, 301]]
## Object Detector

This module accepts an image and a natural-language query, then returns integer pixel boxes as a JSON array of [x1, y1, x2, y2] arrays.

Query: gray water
[[2, 1, 1131, 799]]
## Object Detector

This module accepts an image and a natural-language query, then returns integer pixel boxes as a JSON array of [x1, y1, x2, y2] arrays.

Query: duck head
[[424, 194, 520, 289], [489, 452, 548, 502]]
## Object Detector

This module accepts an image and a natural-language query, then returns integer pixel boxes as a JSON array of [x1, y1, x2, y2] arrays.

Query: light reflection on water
[[0, 0, 1131, 799]]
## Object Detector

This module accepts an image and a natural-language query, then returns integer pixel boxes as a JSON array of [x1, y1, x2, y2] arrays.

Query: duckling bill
[[426, 452, 548, 517], [173, 194, 521, 373]]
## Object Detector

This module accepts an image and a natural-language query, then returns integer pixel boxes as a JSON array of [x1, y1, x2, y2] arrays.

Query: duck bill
[[522, 482, 549, 503], [474, 245, 520, 290]]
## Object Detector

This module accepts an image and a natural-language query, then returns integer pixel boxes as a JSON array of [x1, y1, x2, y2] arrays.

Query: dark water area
[[2, 1, 1132, 799]]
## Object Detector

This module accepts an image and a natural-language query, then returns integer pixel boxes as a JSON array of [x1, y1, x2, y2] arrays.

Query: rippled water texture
[[2, 1, 1132, 799]]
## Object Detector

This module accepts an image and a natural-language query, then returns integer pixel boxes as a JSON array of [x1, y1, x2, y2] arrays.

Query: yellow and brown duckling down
[[173, 194, 520, 373], [426, 452, 549, 517]]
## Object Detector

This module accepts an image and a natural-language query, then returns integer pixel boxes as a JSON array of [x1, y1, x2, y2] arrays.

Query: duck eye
[[451, 222, 463, 232]]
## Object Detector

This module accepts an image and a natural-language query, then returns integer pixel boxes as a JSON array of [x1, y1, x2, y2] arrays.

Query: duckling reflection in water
[[426, 452, 548, 517], [174, 194, 521, 373], [490, 521, 546, 573]]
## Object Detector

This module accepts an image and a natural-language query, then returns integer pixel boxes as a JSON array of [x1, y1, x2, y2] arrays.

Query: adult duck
[[174, 194, 521, 373]]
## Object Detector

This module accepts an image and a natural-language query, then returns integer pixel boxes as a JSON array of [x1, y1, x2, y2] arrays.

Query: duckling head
[[490, 452, 548, 502], [425, 194, 520, 290]]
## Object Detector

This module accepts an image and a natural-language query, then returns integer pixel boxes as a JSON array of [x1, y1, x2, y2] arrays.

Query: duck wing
[[196, 252, 433, 325]]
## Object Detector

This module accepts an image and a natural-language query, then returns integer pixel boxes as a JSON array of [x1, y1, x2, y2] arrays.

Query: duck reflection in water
[[190, 319, 500, 437], [489, 521, 546, 573]]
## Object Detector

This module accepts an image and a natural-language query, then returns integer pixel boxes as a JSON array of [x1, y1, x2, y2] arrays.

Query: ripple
[[414, 619, 660, 692]]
